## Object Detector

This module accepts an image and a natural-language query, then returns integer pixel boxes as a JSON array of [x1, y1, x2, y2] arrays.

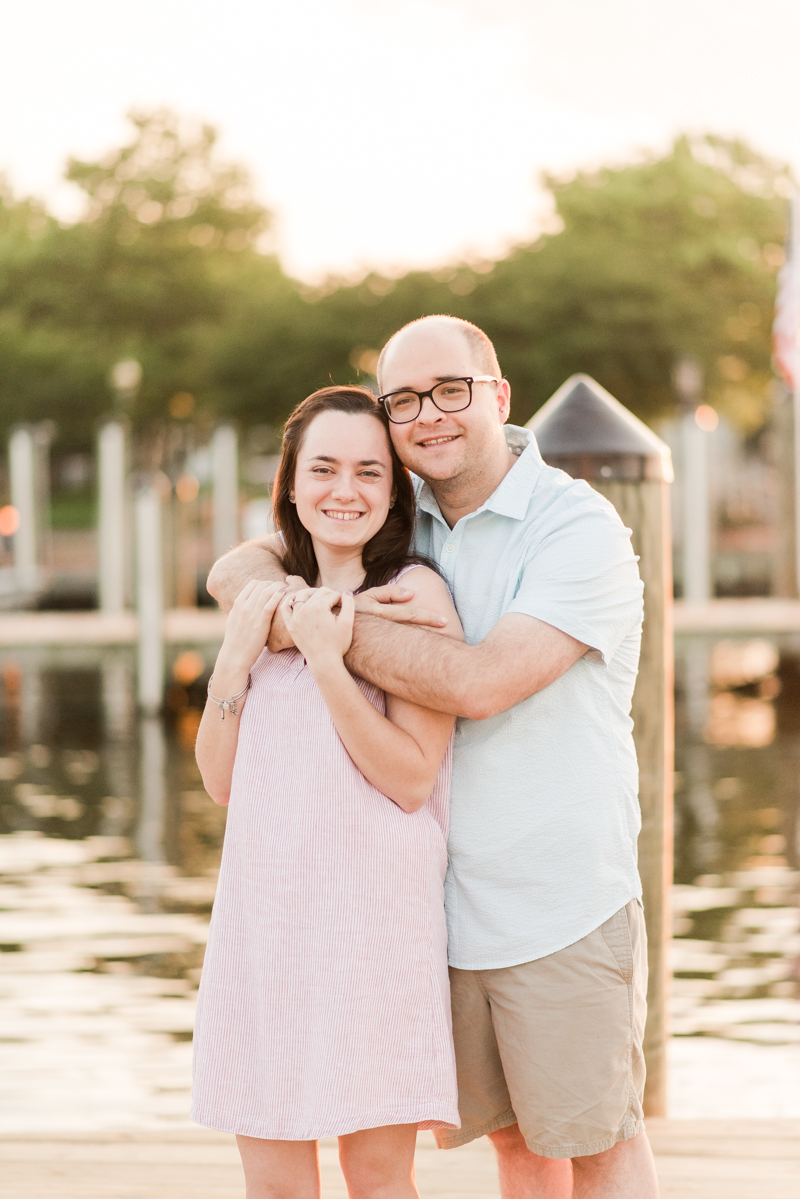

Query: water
[[0, 637, 798, 1128]]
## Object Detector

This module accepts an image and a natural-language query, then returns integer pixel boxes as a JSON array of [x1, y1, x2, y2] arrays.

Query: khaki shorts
[[436, 899, 647, 1159]]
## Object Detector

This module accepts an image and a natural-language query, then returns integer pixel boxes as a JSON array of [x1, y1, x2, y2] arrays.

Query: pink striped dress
[[191, 588, 459, 1140]]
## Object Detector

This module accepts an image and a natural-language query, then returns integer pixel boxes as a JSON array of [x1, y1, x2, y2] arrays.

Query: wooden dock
[[0, 1122, 797, 1198], [3, 597, 800, 649], [673, 598, 800, 634], [0, 607, 227, 646]]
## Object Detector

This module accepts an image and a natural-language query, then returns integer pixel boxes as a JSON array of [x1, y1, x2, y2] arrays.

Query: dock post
[[674, 358, 712, 602], [9, 425, 40, 593], [135, 484, 164, 715], [528, 374, 674, 1116], [212, 424, 239, 562], [97, 420, 129, 612], [681, 410, 712, 601]]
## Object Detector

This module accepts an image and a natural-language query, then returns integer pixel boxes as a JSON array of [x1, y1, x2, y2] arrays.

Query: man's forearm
[[206, 539, 285, 611], [346, 615, 473, 717], [346, 611, 587, 720]]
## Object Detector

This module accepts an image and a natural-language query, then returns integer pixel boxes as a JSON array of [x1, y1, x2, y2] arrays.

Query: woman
[[192, 386, 462, 1199]]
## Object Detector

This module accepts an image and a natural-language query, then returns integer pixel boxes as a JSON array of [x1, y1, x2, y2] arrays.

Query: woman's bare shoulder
[[398, 565, 463, 639]]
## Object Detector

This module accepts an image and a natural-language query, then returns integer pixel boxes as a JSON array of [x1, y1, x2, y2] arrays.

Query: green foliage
[[308, 135, 790, 431], [0, 120, 791, 458], [50, 488, 96, 530], [0, 111, 289, 449], [473, 135, 791, 429]]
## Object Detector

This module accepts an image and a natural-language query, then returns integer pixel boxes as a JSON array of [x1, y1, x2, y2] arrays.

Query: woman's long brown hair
[[272, 386, 429, 591]]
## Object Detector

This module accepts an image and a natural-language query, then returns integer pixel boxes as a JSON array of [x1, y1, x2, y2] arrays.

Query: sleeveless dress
[[192, 573, 459, 1140]]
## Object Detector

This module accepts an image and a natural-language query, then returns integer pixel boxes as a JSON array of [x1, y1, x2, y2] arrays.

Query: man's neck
[[429, 437, 517, 528]]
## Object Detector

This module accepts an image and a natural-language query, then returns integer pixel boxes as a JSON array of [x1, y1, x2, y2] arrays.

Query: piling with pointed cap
[[528, 374, 674, 1118]]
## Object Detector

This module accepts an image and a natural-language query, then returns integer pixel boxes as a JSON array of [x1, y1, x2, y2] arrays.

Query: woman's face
[[293, 410, 395, 551]]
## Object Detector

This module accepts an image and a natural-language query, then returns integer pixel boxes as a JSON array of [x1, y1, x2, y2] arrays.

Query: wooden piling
[[594, 477, 674, 1116], [529, 374, 674, 1116]]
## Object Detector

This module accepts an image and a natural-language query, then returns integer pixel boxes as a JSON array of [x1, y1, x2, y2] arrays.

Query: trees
[[308, 135, 790, 431], [465, 135, 790, 429], [0, 123, 791, 452], [0, 111, 288, 448]]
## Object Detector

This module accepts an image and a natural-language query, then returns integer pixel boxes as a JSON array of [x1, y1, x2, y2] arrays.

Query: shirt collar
[[414, 425, 545, 526]]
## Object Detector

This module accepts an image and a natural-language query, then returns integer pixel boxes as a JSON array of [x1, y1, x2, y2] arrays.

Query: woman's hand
[[215, 580, 288, 682], [286, 587, 355, 670]]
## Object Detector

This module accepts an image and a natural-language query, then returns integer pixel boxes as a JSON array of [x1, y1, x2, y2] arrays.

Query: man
[[208, 315, 659, 1198]]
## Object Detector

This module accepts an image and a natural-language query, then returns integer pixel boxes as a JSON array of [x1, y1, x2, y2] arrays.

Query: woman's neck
[[311, 539, 366, 592]]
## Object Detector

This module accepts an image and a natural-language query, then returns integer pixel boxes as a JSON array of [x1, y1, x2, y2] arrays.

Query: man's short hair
[[377, 315, 502, 391]]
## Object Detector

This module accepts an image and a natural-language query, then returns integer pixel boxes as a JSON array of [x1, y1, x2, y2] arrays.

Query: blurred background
[[1, 0, 800, 1144]]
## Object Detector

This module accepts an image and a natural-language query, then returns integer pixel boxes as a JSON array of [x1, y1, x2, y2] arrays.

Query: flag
[[773, 193, 800, 390]]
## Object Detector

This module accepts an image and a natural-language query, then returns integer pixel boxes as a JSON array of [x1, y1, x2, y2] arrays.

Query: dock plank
[[674, 598, 800, 633], [0, 608, 227, 646], [1, 1122, 798, 1198], [6, 597, 800, 648]]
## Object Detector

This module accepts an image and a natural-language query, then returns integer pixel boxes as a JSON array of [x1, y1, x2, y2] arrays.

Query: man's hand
[[354, 583, 448, 629]]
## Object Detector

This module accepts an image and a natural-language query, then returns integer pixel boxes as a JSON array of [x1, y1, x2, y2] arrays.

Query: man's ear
[[497, 379, 512, 424]]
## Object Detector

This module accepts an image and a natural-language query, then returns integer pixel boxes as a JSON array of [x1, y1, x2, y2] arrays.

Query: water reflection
[[674, 634, 800, 1054], [0, 639, 798, 1126]]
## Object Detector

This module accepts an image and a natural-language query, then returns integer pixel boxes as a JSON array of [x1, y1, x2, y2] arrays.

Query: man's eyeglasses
[[378, 376, 499, 425]]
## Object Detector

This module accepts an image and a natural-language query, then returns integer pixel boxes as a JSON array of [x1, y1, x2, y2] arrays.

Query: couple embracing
[[192, 316, 658, 1199]]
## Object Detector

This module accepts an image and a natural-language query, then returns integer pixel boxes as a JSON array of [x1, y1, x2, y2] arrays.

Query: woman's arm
[[206, 534, 450, 653], [195, 580, 287, 805], [288, 568, 464, 812]]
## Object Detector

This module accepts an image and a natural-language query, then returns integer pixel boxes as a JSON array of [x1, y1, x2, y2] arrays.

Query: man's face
[[380, 325, 511, 485]]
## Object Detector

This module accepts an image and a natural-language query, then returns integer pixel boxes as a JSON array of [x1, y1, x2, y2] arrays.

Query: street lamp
[[109, 359, 142, 409]]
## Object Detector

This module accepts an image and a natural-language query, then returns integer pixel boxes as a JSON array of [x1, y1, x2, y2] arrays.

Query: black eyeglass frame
[[378, 376, 499, 424]]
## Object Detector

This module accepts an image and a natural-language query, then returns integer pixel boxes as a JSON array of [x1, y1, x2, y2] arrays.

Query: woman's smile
[[322, 508, 366, 521]]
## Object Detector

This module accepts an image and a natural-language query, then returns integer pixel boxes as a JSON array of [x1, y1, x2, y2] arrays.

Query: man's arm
[[206, 538, 450, 652], [345, 612, 588, 721], [207, 536, 287, 612]]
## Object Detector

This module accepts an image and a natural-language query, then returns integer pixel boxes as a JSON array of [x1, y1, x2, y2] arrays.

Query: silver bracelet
[[207, 674, 251, 720]]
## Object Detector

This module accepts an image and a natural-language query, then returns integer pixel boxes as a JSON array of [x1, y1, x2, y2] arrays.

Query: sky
[[0, 0, 798, 281]]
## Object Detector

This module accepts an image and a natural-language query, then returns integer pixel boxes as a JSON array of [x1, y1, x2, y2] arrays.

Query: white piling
[[9, 426, 38, 592], [212, 424, 239, 561], [681, 410, 712, 602], [135, 486, 164, 714], [97, 420, 128, 612]]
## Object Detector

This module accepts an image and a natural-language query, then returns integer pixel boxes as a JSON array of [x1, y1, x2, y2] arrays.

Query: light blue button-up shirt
[[412, 425, 644, 970]]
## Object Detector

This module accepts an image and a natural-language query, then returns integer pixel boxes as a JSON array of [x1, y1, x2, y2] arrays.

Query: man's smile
[[417, 434, 460, 447]]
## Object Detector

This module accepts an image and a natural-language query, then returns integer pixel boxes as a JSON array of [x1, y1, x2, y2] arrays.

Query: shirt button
[[445, 544, 455, 552]]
